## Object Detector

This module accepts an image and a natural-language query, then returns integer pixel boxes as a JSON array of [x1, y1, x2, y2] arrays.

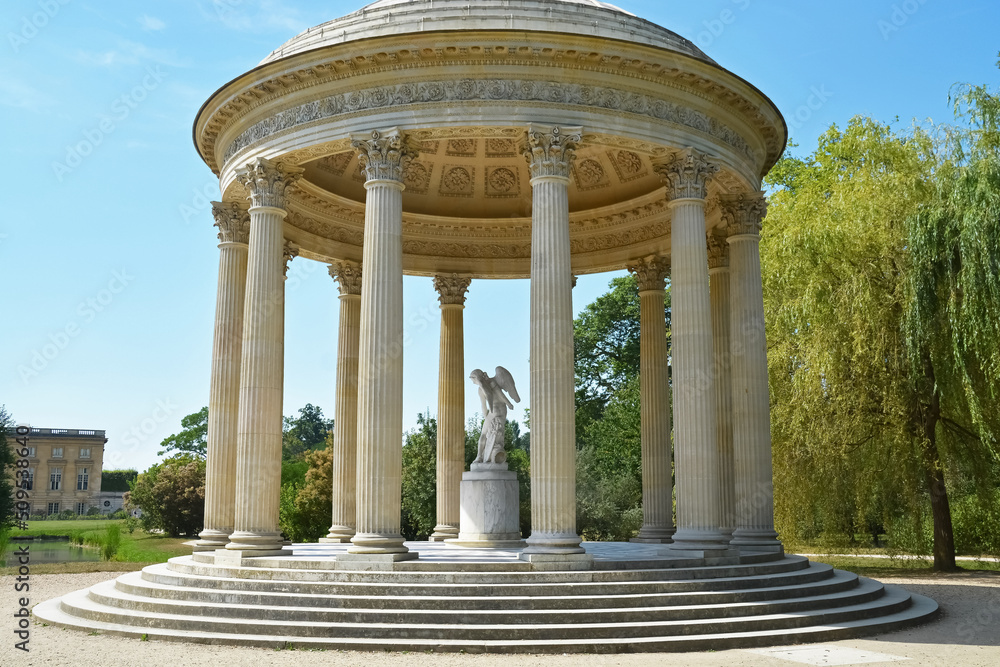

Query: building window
[[77, 502, 86, 515], [47, 502, 59, 515], [77, 468, 89, 491], [50, 468, 62, 491], [52, 447, 63, 458], [25, 468, 34, 491], [27, 447, 36, 458], [80, 448, 91, 459]]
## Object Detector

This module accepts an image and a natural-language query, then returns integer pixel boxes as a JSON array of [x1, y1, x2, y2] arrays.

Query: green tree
[[126, 455, 206, 537], [157, 407, 208, 458], [763, 77, 1000, 570], [282, 404, 333, 460], [401, 413, 437, 541], [101, 469, 138, 492], [0, 406, 17, 532], [279, 432, 333, 542]]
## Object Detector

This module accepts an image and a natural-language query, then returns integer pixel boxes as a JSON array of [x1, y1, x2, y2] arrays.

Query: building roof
[[260, 0, 710, 66]]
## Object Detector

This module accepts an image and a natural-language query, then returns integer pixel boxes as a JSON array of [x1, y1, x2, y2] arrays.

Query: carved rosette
[[282, 240, 299, 276], [211, 201, 250, 245], [351, 129, 418, 183], [329, 261, 362, 296], [628, 255, 670, 292], [720, 193, 768, 237], [433, 274, 472, 306], [237, 158, 303, 209], [653, 147, 720, 201], [522, 124, 583, 180], [707, 231, 730, 270]]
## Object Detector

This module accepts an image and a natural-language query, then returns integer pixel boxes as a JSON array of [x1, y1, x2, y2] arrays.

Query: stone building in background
[[20, 427, 106, 516]]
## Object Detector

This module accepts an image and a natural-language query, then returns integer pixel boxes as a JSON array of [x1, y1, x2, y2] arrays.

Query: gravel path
[[2, 570, 998, 666]]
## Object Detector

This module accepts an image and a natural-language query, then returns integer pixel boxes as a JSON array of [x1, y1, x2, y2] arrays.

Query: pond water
[[2, 538, 102, 566]]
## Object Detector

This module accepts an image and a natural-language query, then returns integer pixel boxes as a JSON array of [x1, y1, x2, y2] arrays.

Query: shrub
[[102, 524, 121, 560], [127, 455, 206, 537]]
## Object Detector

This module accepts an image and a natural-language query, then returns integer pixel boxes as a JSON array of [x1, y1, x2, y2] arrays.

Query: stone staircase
[[32, 544, 938, 653]]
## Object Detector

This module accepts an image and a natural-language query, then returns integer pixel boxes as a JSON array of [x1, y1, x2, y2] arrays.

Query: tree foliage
[[282, 404, 333, 461], [0, 406, 16, 532], [126, 455, 206, 537], [101, 469, 138, 492], [157, 407, 208, 458], [401, 414, 438, 541], [763, 66, 1000, 568], [279, 433, 333, 543]]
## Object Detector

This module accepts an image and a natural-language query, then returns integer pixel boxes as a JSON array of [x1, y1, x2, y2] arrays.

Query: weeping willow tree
[[763, 60, 1000, 571]]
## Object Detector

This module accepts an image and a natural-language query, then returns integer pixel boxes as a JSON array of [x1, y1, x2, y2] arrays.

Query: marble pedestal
[[447, 463, 525, 548]]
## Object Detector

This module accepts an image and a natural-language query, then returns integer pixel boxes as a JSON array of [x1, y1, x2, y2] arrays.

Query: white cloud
[[203, 0, 307, 35], [0, 75, 56, 112], [74, 40, 188, 69], [138, 15, 167, 31]]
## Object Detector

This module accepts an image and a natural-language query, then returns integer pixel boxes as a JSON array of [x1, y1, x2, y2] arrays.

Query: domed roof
[[260, 0, 711, 65]]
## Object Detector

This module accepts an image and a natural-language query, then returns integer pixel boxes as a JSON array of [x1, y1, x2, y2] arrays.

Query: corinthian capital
[[628, 255, 670, 292], [237, 158, 303, 209], [329, 261, 362, 296], [283, 240, 299, 276], [433, 274, 472, 306], [522, 124, 583, 180], [720, 192, 768, 237], [211, 201, 250, 245], [653, 147, 720, 201], [707, 231, 729, 269], [351, 128, 418, 183]]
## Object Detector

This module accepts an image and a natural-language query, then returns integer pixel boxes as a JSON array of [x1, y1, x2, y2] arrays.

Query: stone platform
[[32, 542, 938, 653]]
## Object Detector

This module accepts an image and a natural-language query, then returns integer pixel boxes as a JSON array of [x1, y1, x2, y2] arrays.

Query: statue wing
[[494, 366, 520, 404]]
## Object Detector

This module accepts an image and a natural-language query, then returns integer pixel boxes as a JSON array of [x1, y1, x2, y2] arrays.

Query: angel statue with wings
[[469, 366, 520, 465]]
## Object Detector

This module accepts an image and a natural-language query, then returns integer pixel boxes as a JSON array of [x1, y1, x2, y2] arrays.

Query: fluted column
[[430, 275, 471, 542], [722, 194, 782, 552], [628, 255, 675, 543], [654, 148, 733, 556], [323, 262, 362, 543], [521, 124, 587, 560], [225, 158, 302, 554], [196, 202, 250, 550], [708, 233, 736, 540], [347, 129, 418, 559]]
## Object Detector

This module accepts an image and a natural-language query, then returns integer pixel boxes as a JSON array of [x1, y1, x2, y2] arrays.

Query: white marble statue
[[469, 366, 520, 465]]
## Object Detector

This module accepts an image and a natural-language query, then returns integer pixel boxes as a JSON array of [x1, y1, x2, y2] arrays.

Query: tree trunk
[[920, 360, 957, 572]]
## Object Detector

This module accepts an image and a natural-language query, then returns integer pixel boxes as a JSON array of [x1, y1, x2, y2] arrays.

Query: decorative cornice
[[653, 147, 720, 201], [220, 78, 756, 167], [283, 240, 299, 276], [522, 124, 582, 180], [237, 158, 303, 209], [329, 261, 362, 295], [433, 274, 472, 305], [707, 231, 729, 269], [211, 201, 250, 245], [720, 192, 768, 237], [350, 128, 418, 183], [628, 255, 670, 292]]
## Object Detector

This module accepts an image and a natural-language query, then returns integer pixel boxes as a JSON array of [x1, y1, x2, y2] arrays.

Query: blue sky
[[2, 0, 997, 473]]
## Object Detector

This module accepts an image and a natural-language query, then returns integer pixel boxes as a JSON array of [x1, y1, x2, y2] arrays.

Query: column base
[[335, 551, 419, 571], [519, 552, 594, 571], [446, 538, 527, 549], [668, 528, 733, 557], [731, 529, 784, 554], [225, 531, 283, 552], [523, 531, 585, 555], [428, 525, 459, 542], [348, 532, 409, 555], [194, 529, 231, 552], [631, 525, 675, 544]]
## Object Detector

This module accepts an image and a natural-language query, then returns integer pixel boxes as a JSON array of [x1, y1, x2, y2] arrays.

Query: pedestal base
[[518, 552, 595, 571], [335, 551, 420, 571], [214, 548, 290, 565], [456, 463, 522, 547]]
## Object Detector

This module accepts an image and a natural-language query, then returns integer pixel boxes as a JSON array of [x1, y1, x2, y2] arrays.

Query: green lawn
[[1, 519, 192, 574]]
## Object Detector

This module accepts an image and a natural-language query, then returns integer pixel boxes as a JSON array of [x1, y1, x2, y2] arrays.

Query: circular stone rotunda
[[36, 0, 938, 653]]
